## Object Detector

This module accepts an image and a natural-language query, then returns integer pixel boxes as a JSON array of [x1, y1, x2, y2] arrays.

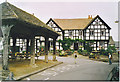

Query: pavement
[[22, 55, 118, 80]]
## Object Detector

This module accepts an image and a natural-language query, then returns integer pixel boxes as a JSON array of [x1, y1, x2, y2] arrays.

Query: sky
[[0, 0, 119, 41]]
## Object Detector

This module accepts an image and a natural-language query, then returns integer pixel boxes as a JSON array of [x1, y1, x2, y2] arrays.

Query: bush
[[78, 49, 82, 54], [59, 50, 67, 56], [100, 48, 106, 55], [82, 50, 89, 56], [108, 45, 116, 53], [65, 50, 73, 55], [89, 53, 95, 58], [84, 41, 93, 53], [70, 49, 74, 54], [39, 46, 45, 51]]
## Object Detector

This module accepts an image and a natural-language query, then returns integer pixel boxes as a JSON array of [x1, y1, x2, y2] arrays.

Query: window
[[79, 30, 82, 35], [101, 30, 105, 35], [90, 30, 94, 36], [69, 30, 73, 36], [100, 41, 104, 46]]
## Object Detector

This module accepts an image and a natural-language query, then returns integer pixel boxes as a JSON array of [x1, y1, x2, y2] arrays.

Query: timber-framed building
[[46, 15, 111, 51]]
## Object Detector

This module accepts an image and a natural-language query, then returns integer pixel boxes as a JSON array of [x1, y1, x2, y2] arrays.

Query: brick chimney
[[90, 15, 92, 19], [88, 15, 90, 19], [88, 15, 92, 19]]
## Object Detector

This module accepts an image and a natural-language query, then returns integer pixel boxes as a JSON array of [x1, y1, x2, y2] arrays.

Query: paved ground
[[22, 55, 118, 80]]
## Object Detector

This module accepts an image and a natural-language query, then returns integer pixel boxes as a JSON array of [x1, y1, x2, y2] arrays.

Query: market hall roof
[[47, 15, 111, 30], [0, 2, 60, 39]]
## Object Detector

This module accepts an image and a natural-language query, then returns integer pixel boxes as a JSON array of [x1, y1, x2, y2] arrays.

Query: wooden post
[[26, 39, 29, 59], [53, 38, 57, 61], [12, 38, 16, 59], [1, 25, 13, 70], [26, 39, 29, 53], [45, 37, 49, 63], [30, 38, 37, 67]]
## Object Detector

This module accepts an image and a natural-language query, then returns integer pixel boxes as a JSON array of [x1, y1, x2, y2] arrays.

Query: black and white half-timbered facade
[[46, 15, 111, 51]]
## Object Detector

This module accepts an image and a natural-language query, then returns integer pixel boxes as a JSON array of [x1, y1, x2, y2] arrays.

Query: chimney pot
[[91, 15, 92, 19], [88, 15, 90, 19]]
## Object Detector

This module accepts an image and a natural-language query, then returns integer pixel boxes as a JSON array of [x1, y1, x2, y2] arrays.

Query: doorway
[[74, 43, 78, 50]]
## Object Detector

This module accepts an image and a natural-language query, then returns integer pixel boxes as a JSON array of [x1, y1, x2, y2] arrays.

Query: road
[[22, 55, 118, 80]]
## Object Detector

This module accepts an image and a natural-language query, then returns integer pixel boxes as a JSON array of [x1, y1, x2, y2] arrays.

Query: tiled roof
[[52, 18, 94, 30], [1, 2, 59, 35]]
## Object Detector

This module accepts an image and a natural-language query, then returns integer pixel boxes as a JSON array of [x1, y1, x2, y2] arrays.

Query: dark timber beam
[[12, 38, 16, 60], [53, 38, 57, 61], [26, 39, 29, 59], [45, 37, 49, 63], [30, 38, 37, 67]]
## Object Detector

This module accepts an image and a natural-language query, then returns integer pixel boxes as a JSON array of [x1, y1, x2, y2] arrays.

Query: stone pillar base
[[45, 55, 48, 63], [30, 64, 38, 68], [53, 55, 57, 61]]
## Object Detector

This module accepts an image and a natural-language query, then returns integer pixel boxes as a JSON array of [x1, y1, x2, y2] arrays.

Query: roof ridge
[[54, 18, 93, 20], [6, 2, 18, 18]]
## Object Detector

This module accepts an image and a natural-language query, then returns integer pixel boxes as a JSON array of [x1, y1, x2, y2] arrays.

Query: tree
[[106, 45, 116, 55], [58, 38, 74, 50], [84, 41, 94, 52], [58, 38, 84, 51]]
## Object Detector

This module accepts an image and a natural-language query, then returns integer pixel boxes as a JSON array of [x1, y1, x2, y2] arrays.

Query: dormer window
[[90, 30, 94, 36]]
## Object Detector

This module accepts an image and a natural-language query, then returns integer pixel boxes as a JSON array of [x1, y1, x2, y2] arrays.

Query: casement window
[[101, 30, 105, 36], [100, 41, 104, 46], [90, 30, 94, 36], [69, 30, 73, 36], [78, 30, 82, 35]]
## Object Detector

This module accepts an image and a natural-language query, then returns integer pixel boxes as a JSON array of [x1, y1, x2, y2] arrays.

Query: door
[[74, 43, 78, 50]]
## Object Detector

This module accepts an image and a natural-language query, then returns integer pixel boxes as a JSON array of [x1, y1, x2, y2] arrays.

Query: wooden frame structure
[[46, 15, 111, 51], [0, 2, 59, 73]]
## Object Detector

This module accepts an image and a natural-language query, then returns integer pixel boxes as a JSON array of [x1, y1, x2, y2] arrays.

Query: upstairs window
[[101, 30, 105, 36], [90, 30, 94, 36]]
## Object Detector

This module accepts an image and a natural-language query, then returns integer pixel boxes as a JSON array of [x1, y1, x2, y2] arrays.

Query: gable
[[84, 15, 111, 30], [46, 18, 63, 31]]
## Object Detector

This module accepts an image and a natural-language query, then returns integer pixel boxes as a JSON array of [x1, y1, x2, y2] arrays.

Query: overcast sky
[[0, 0, 119, 41]]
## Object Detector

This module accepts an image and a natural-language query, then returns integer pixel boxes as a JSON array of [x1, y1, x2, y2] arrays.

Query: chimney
[[90, 15, 92, 19], [88, 15, 90, 19], [88, 15, 92, 19]]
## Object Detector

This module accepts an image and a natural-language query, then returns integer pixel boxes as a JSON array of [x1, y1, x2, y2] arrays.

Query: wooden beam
[[53, 38, 57, 61], [30, 38, 37, 67], [12, 38, 16, 59], [45, 37, 49, 63]]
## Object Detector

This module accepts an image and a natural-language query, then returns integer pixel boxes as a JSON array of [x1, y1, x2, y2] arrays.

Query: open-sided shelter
[[0, 2, 60, 72]]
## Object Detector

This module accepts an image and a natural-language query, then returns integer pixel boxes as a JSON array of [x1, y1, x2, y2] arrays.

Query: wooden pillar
[[26, 39, 29, 53], [30, 38, 37, 67], [26, 39, 29, 59], [1, 25, 13, 70], [45, 37, 49, 63], [53, 38, 57, 61], [36, 39, 38, 53], [12, 38, 16, 59]]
